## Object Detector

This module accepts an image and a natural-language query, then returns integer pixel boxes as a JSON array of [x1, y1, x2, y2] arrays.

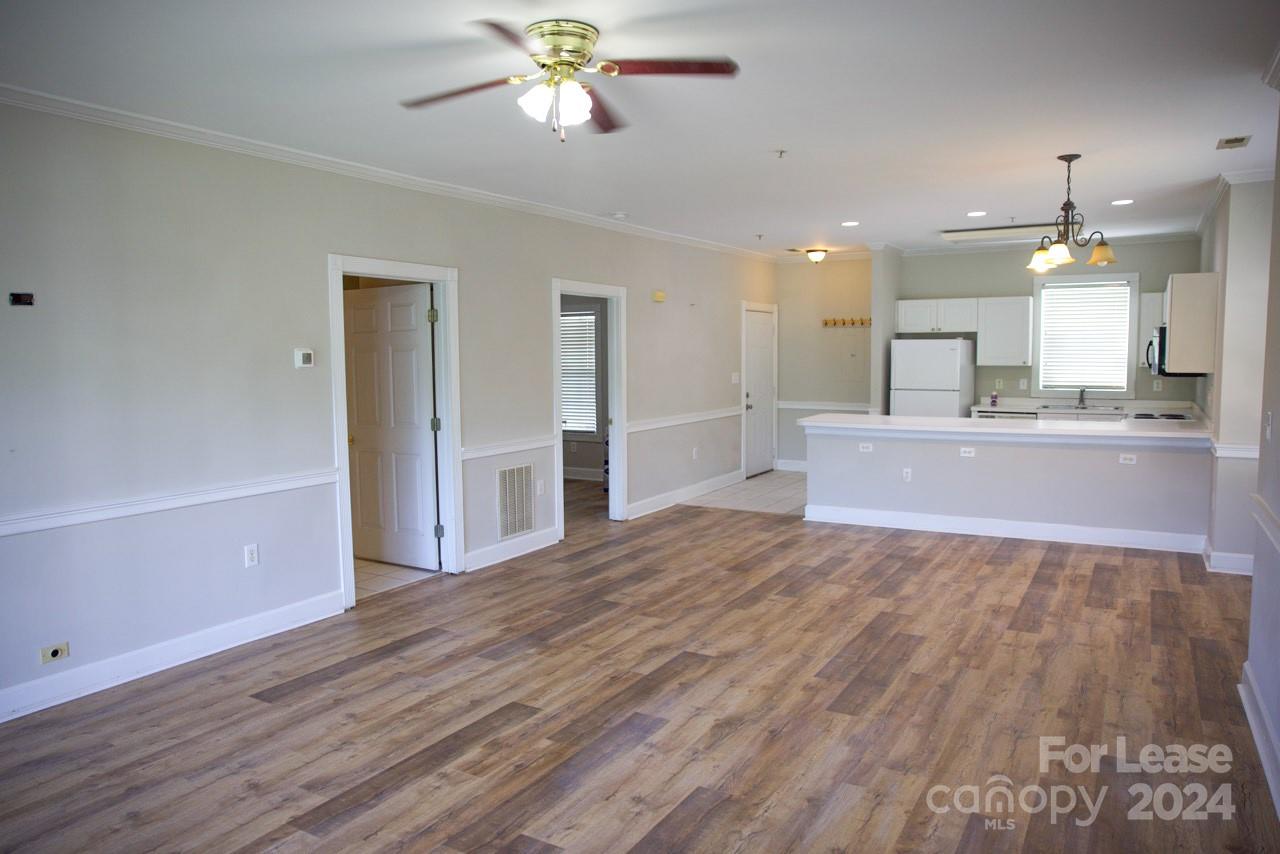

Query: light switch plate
[[294, 348, 315, 368], [859, 442, 873, 452], [1152, 379, 1163, 392], [1119, 454, 1137, 465], [960, 447, 975, 457], [731, 372, 740, 385], [1018, 378, 1028, 390]]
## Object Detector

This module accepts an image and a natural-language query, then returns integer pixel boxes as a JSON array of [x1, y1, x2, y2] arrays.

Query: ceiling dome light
[[517, 82, 553, 121], [841, 221, 859, 227], [966, 211, 987, 217], [1087, 239, 1117, 267], [805, 249, 828, 263], [1111, 199, 1134, 206], [556, 79, 593, 127]]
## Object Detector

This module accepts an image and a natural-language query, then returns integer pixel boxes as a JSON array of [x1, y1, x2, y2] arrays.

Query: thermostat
[[294, 348, 315, 368]]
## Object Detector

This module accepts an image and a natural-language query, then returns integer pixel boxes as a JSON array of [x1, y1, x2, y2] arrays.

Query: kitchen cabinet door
[[976, 297, 1033, 366], [896, 300, 937, 333], [937, 298, 978, 332]]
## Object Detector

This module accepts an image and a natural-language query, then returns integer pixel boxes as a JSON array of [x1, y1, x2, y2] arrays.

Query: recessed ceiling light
[[966, 211, 987, 217], [1110, 199, 1134, 206], [841, 221, 859, 227]]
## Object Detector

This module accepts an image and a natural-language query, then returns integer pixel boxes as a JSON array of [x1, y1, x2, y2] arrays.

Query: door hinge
[[433, 524, 445, 539], [430, 417, 442, 431], [427, 307, 439, 323]]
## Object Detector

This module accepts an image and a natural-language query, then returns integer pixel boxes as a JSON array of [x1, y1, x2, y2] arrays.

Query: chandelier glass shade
[[1027, 154, 1117, 274]]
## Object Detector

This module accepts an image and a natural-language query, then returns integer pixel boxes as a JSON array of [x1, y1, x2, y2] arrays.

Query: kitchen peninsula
[[800, 412, 1213, 552]]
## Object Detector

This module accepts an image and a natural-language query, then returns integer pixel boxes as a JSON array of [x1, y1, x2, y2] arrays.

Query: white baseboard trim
[[1240, 660, 1280, 822], [1202, 548, 1254, 575], [627, 469, 746, 519], [464, 527, 561, 572], [564, 467, 604, 482], [803, 504, 1207, 554], [0, 468, 339, 538], [774, 459, 808, 472], [0, 589, 345, 723]]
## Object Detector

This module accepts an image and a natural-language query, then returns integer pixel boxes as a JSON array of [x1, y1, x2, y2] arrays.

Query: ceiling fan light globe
[[806, 249, 828, 263], [517, 82, 554, 122], [556, 79, 593, 126]]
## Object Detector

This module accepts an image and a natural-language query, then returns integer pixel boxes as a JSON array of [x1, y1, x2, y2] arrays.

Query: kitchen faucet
[[1077, 387, 1086, 408]]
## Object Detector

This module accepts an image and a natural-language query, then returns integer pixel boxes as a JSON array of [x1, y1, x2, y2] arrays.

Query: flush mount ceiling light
[[1026, 154, 1117, 274], [400, 20, 738, 141], [789, 248, 829, 263]]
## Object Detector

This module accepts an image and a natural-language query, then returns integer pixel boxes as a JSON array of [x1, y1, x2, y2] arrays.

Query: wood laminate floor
[[1, 492, 1276, 852]]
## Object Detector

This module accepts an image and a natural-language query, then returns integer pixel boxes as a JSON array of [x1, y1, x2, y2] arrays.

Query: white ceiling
[[1, 0, 1277, 255]]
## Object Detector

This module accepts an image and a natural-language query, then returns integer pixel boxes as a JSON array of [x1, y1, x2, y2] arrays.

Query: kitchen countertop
[[799, 412, 1211, 445], [970, 396, 1200, 414]]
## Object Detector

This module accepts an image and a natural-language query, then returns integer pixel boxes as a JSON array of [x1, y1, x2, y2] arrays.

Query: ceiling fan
[[401, 19, 739, 140]]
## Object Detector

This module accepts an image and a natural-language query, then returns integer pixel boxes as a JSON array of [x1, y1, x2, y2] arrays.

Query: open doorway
[[553, 279, 628, 538], [328, 255, 464, 609]]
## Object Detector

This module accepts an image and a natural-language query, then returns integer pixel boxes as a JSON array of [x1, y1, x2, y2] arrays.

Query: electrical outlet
[[960, 447, 976, 458], [692, 446, 699, 460], [1019, 378, 1028, 390], [994, 379, 1004, 390], [569, 442, 578, 452], [536, 479, 545, 496], [41, 642, 69, 664], [1119, 454, 1137, 465], [902, 467, 912, 482], [731, 372, 741, 385], [858, 442, 873, 452], [244, 544, 259, 568], [1152, 379, 1163, 392]]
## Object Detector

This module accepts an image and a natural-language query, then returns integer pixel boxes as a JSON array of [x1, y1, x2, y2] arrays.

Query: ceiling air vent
[[498, 464, 535, 540], [1216, 135, 1251, 150]]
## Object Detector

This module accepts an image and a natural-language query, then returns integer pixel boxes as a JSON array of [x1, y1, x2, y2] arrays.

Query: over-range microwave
[[1147, 325, 1206, 377]]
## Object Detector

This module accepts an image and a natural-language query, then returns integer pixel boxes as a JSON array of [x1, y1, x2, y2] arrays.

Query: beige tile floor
[[355, 558, 439, 601], [681, 469, 806, 515]]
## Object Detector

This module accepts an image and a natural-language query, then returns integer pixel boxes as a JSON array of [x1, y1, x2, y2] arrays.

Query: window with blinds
[[560, 309, 600, 434], [1035, 277, 1136, 392]]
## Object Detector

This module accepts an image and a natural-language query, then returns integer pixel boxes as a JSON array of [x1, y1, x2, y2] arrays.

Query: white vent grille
[[498, 464, 535, 539]]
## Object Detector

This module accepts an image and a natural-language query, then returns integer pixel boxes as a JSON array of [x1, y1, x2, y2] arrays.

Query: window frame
[[559, 304, 605, 440], [1032, 272, 1140, 400]]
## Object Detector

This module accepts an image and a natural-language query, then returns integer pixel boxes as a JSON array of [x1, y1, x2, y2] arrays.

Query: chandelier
[[1026, 154, 1118, 274]]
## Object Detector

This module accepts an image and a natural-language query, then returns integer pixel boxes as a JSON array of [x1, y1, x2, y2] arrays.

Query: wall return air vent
[[498, 464, 535, 540]]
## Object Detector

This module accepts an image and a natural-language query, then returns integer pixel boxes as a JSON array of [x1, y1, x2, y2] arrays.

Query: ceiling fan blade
[[400, 77, 514, 109], [475, 19, 535, 54], [604, 57, 739, 76], [587, 89, 625, 134]]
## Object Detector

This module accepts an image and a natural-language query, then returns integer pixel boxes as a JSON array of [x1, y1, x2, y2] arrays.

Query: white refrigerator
[[890, 339, 976, 417]]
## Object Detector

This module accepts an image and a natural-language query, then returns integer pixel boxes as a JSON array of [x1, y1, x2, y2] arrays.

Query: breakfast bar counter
[[798, 413, 1212, 553]]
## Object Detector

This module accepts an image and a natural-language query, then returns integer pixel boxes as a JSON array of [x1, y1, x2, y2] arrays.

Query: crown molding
[[1265, 42, 1280, 90], [1197, 175, 1230, 236], [0, 84, 774, 263], [900, 231, 1199, 258], [1222, 168, 1276, 185], [1197, 169, 1276, 235]]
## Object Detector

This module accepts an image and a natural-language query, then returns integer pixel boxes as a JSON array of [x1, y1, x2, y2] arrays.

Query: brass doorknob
[[347, 434, 354, 446]]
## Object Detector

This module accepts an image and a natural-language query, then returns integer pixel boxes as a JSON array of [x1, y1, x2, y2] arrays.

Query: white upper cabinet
[[897, 299, 937, 333], [896, 298, 977, 333], [937, 298, 978, 332], [976, 296, 1032, 366]]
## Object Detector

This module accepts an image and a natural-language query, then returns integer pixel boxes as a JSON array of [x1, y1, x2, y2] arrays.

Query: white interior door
[[744, 309, 776, 477], [345, 283, 438, 570]]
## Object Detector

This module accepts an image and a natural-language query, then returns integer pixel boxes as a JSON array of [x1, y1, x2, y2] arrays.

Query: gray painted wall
[[0, 104, 774, 707]]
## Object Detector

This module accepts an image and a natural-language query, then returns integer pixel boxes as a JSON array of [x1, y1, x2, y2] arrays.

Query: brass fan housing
[[525, 20, 600, 71]]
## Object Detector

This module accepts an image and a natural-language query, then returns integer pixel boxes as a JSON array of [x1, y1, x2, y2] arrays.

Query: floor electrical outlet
[[41, 642, 69, 664]]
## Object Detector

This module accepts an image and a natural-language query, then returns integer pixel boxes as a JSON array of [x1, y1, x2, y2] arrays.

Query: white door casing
[[344, 283, 438, 570], [743, 305, 777, 477]]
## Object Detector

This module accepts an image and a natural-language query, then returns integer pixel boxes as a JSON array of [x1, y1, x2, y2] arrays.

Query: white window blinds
[[1038, 281, 1132, 390], [560, 310, 599, 433]]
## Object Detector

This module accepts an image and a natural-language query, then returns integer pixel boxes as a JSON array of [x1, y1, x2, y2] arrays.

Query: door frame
[[552, 278, 628, 535], [328, 254, 465, 608], [740, 301, 779, 476]]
